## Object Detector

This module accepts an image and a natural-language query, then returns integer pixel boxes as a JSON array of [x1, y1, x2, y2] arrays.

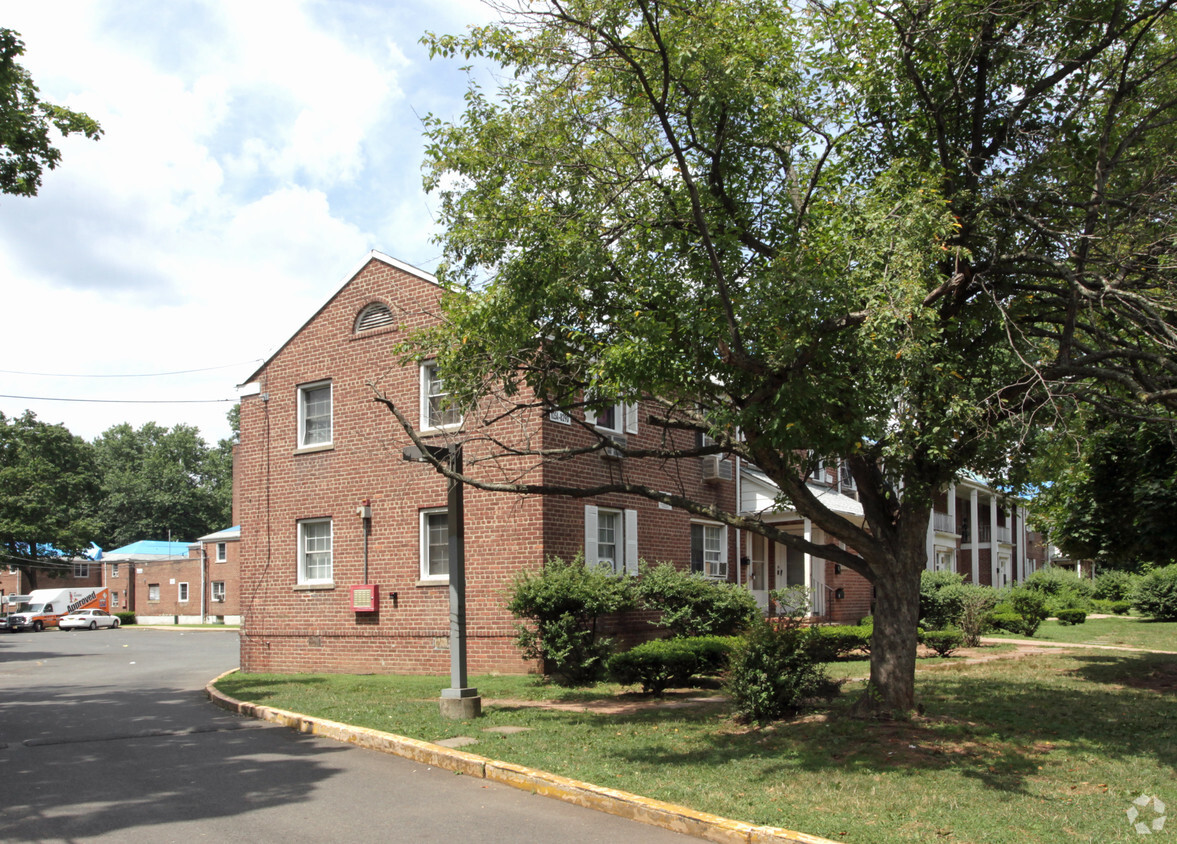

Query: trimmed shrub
[[507, 554, 636, 685], [920, 570, 966, 630], [115, 612, 136, 625], [1131, 564, 1177, 620], [1056, 609, 1087, 625], [726, 616, 839, 722], [988, 609, 1023, 634], [919, 628, 964, 657], [808, 625, 872, 660], [1026, 566, 1093, 613], [607, 636, 736, 694], [636, 562, 760, 637]]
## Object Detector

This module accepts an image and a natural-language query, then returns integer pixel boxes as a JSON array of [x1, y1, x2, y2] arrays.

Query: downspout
[[200, 541, 207, 624]]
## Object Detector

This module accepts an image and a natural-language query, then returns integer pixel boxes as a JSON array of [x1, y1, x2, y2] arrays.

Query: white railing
[[933, 511, 956, 533]]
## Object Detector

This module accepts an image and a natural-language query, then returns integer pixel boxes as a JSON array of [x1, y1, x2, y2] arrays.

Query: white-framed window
[[216, 542, 227, 562], [589, 400, 638, 435], [112, 591, 120, 607], [178, 582, 189, 603], [73, 562, 89, 578], [421, 362, 462, 430], [839, 461, 856, 490], [298, 380, 333, 448], [111, 563, 119, 578], [420, 508, 449, 581], [148, 583, 160, 602], [211, 581, 226, 602], [584, 505, 638, 575], [691, 522, 728, 579], [298, 518, 333, 585], [934, 549, 954, 572]]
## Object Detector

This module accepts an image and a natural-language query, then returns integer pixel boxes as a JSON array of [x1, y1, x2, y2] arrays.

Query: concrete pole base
[[439, 695, 482, 720]]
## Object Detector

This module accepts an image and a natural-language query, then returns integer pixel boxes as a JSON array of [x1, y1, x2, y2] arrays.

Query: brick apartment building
[[104, 529, 241, 624], [1, 547, 105, 604], [234, 251, 1039, 676]]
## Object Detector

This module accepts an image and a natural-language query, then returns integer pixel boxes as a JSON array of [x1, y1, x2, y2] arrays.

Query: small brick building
[[107, 530, 242, 624], [233, 251, 1036, 677]]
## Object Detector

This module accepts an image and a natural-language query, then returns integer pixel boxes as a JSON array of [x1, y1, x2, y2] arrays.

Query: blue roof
[[106, 540, 191, 556], [17, 542, 102, 560]]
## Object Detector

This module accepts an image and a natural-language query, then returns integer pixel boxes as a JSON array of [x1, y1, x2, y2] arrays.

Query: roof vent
[[355, 302, 395, 332]]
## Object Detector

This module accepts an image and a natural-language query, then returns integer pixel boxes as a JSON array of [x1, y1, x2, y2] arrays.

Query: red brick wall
[[236, 257, 742, 676]]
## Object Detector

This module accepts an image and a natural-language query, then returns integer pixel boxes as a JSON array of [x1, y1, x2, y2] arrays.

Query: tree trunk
[[853, 546, 924, 716]]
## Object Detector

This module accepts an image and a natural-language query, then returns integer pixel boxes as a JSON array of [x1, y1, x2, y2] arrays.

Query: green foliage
[[1093, 570, 1136, 601], [726, 617, 838, 723], [1024, 566, 1093, 615], [114, 612, 135, 625], [0, 411, 100, 588], [808, 625, 872, 660], [1033, 419, 1177, 569], [1055, 609, 1087, 626], [987, 610, 1024, 634], [1130, 565, 1177, 621], [956, 585, 997, 647], [507, 554, 636, 685], [1091, 599, 1133, 615], [635, 562, 759, 637], [919, 570, 966, 630], [607, 635, 735, 695], [1006, 588, 1049, 637], [918, 628, 964, 657], [91, 422, 232, 550], [0, 29, 102, 196], [415, 0, 1177, 714]]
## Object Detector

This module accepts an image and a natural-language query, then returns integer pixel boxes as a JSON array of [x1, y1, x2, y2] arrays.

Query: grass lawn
[[216, 642, 1177, 843], [987, 615, 1177, 651]]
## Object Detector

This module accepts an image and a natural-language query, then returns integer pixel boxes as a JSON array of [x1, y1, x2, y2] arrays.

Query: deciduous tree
[[382, 0, 1177, 713], [0, 28, 101, 197]]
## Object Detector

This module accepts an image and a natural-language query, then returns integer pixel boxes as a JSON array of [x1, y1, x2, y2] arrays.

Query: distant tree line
[[0, 409, 235, 589]]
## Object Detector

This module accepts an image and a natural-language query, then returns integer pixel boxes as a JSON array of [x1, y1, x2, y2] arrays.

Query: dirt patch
[[487, 690, 728, 716]]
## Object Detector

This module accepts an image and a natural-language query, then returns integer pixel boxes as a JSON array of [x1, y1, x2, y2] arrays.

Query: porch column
[[925, 510, 935, 571], [948, 485, 958, 572], [970, 488, 980, 584], [803, 518, 813, 616], [990, 494, 1000, 586], [1017, 505, 1028, 583]]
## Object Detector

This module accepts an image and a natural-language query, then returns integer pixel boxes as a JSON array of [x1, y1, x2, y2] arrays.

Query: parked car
[[0, 613, 9, 632], [58, 608, 120, 631]]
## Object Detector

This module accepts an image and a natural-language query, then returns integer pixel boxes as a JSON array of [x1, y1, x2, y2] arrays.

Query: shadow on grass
[[586, 651, 1177, 797], [216, 675, 331, 703]]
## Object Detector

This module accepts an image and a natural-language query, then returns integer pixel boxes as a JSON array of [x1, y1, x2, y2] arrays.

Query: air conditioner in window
[[602, 432, 627, 459], [701, 454, 733, 482], [706, 560, 728, 579], [212, 597, 224, 603]]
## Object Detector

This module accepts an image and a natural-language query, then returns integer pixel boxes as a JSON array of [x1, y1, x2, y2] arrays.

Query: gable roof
[[194, 525, 240, 543], [240, 251, 439, 387]]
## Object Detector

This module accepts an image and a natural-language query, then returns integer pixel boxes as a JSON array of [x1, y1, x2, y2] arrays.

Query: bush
[[1056, 609, 1087, 625], [507, 554, 636, 685], [919, 628, 964, 657], [1026, 566, 1093, 613], [1007, 587, 1049, 637], [607, 636, 736, 695], [920, 570, 966, 630], [636, 562, 760, 637], [1091, 598, 1133, 615], [1131, 564, 1177, 620], [726, 616, 839, 723], [808, 625, 871, 660], [1093, 570, 1136, 601], [115, 612, 136, 625], [956, 584, 997, 647], [987, 609, 1024, 633]]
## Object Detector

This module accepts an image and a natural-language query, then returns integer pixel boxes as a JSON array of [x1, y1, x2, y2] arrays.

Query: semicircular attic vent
[[355, 302, 394, 332]]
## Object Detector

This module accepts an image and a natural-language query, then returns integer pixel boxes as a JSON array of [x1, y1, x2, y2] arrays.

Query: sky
[[0, 0, 497, 445]]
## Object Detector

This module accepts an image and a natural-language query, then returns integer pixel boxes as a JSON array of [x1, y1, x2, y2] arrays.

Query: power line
[[0, 360, 262, 378], [0, 394, 237, 405]]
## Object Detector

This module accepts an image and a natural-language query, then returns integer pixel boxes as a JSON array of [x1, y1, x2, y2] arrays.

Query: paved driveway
[[0, 627, 694, 842]]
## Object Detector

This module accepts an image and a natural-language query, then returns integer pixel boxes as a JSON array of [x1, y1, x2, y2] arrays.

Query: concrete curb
[[206, 670, 840, 844]]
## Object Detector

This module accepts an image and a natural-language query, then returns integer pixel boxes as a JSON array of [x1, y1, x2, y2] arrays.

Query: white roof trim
[[741, 465, 865, 520]]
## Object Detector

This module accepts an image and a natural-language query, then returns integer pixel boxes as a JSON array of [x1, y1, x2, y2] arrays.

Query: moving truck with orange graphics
[[6, 587, 110, 632]]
